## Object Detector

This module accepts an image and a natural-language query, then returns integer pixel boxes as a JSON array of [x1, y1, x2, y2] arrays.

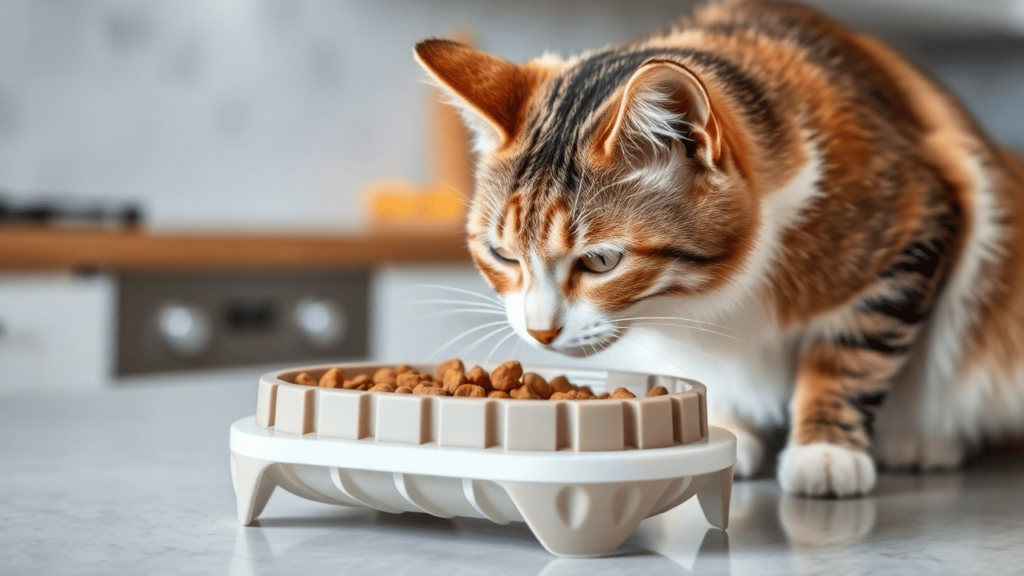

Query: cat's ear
[[597, 60, 721, 166], [415, 39, 538, 155]]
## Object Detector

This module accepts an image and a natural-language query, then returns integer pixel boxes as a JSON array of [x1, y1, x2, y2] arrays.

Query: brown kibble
[[611, 387, 635, 399], [344, 374, 371, 389], [522, 373, 551, 399], [454, 384, 487, 397], [466, 365, 492, 391], [647, 386, 669, 397], [414, 384, 449, 396], [318, 368, 343, 388], [357, 383, 372, 391], [436, 358, 465, 380], [578, 385, 594, 396], [396, 372, 419, 389], [395, 386, 413, 394], [294, 372, 317, 386], [487, 390, 511, 399], [491, 361, 524, 392], [549, 375, 573, 394], [370, 382, 396, 393], [443, 369, 468, 392], [511, 385, 540, 400], [396, 364, 414, 374], [373, 367, 397, 384], [598, 392, 610, 399], [549, 392, 569, 400]]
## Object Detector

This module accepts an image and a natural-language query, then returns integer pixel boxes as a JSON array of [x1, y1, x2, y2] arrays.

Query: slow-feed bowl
[[230, 363, 736, 557]]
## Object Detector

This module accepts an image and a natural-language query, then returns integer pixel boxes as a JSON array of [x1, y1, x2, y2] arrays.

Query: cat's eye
[[490, 245, 519, 264], [579, 252, 622, 274]]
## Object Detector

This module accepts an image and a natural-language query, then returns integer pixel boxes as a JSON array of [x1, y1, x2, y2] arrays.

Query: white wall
[[2, 0, 1018, 231]]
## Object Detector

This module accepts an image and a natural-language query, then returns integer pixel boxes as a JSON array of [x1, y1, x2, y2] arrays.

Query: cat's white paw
[[712, 419, 764, 477], [874, 434, 965, 471], [778, 443, 876, 498]]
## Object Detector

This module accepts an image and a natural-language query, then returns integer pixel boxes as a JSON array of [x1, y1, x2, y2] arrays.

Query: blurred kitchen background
[[1, 0, 1023, 391]]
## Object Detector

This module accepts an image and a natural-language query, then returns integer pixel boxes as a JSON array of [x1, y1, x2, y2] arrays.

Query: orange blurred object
[[368, 29, 474, 230]]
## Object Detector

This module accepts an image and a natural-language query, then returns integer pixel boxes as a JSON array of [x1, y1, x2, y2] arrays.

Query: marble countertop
[[2, 369, 1022, 575]]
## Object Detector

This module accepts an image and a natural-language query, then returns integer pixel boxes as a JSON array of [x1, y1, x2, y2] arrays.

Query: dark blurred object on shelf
[[0, 193, 143, 228]]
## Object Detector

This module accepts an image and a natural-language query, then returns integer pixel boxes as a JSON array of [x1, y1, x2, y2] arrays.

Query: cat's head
[[415, 40, 762, 356]]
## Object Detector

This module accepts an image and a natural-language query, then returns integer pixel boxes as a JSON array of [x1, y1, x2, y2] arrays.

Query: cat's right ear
[[415, 40, 539, 155]]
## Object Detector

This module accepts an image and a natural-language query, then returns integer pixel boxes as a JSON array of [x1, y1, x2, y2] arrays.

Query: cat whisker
[[485, 328, 519, 367], [453, 325, 513, 361], [413, 285, 504, 306], [606, 315, 735, 330], [410, 298, 504, 310], [605, 327, 694, 374], [614, 321, 744, 341], [419, 308, 507, 320], [629, 326, 725, 364], [430, 320, 510, 359]]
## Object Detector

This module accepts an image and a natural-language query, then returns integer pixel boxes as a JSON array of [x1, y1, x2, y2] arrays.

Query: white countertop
[[2, 369, 1022, 575]]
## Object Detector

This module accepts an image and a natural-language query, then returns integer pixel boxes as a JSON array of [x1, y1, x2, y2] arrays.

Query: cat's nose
[[527, 327, 562, 345]]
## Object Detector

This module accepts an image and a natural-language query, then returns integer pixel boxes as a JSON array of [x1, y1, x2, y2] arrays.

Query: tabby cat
[[414, 0, 1024, 497]]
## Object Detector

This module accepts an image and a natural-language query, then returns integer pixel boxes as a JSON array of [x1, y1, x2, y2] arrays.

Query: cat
[[414, 0, 1024, 497]]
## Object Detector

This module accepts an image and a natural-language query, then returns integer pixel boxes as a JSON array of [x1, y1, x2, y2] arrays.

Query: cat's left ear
[[597, 59, 722, 166], [415, 39, 540, 155]]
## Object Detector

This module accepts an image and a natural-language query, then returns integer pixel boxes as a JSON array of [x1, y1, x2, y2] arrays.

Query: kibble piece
[[522, 373, 551, 399], [443, 369, 468, 393], [611, 387, 635, 399], [511, 385, 540, 400], [578, 385, 595, 396], [454, 384, 487, 397], [436, 358, 465, 380], [395, 364, 414, 374], [357, 383, 372, 391], [549, 392, 569, 401], [491, 361, 524, 392], [414, 384, 449, 396], [487, 390, 511, 399], [373, 367, 397, 384], [647, 386, 669, 397], [370, 382, 396, 393], [396, 372, 419, 389], [344, 374, 371, 389], [295, 372, 317, 386], [318, 368, 344, 388], [598, 392, 611, 399], [395, 386, 413, 394], [549, 375, 573, 394], [466, 365, 492, 391]]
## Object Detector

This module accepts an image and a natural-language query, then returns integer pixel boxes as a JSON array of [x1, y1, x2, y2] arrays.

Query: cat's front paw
[[777, 442, 876, 498], [711, 418, 764, 478]]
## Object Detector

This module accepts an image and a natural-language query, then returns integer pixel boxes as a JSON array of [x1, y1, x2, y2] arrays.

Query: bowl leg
[[696, 466, 733, 530], [231, 451, 277, 525], [501, 479, 673, 557]]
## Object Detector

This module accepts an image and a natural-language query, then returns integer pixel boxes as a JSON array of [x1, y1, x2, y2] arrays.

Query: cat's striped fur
[[415, 0, 1024, 497]]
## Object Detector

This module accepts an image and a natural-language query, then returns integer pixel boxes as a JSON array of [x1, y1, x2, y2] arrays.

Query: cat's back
[[670, 2, 1024, 434]]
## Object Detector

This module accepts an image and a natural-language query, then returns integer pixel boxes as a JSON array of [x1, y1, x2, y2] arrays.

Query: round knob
[[294, 298, 344, 349], [157, 302, 212, 357]]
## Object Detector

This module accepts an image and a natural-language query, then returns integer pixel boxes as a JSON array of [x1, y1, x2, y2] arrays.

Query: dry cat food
[[292, 359, 671, 400]]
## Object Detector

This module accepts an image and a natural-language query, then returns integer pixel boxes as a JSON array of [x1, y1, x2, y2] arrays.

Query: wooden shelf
[[0, 227, 471, 271]]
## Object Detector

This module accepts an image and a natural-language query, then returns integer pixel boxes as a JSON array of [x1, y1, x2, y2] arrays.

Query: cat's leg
[[709, 410, 765, 478], [873, 350, 966, 471], [778, 334, 917, 497]]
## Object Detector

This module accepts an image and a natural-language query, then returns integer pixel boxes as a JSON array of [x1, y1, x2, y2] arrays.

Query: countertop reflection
[[1, 371, 1021, 575]]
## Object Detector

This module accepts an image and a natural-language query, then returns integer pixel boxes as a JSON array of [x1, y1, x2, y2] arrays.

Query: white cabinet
[[0, 274, 114, 391]]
